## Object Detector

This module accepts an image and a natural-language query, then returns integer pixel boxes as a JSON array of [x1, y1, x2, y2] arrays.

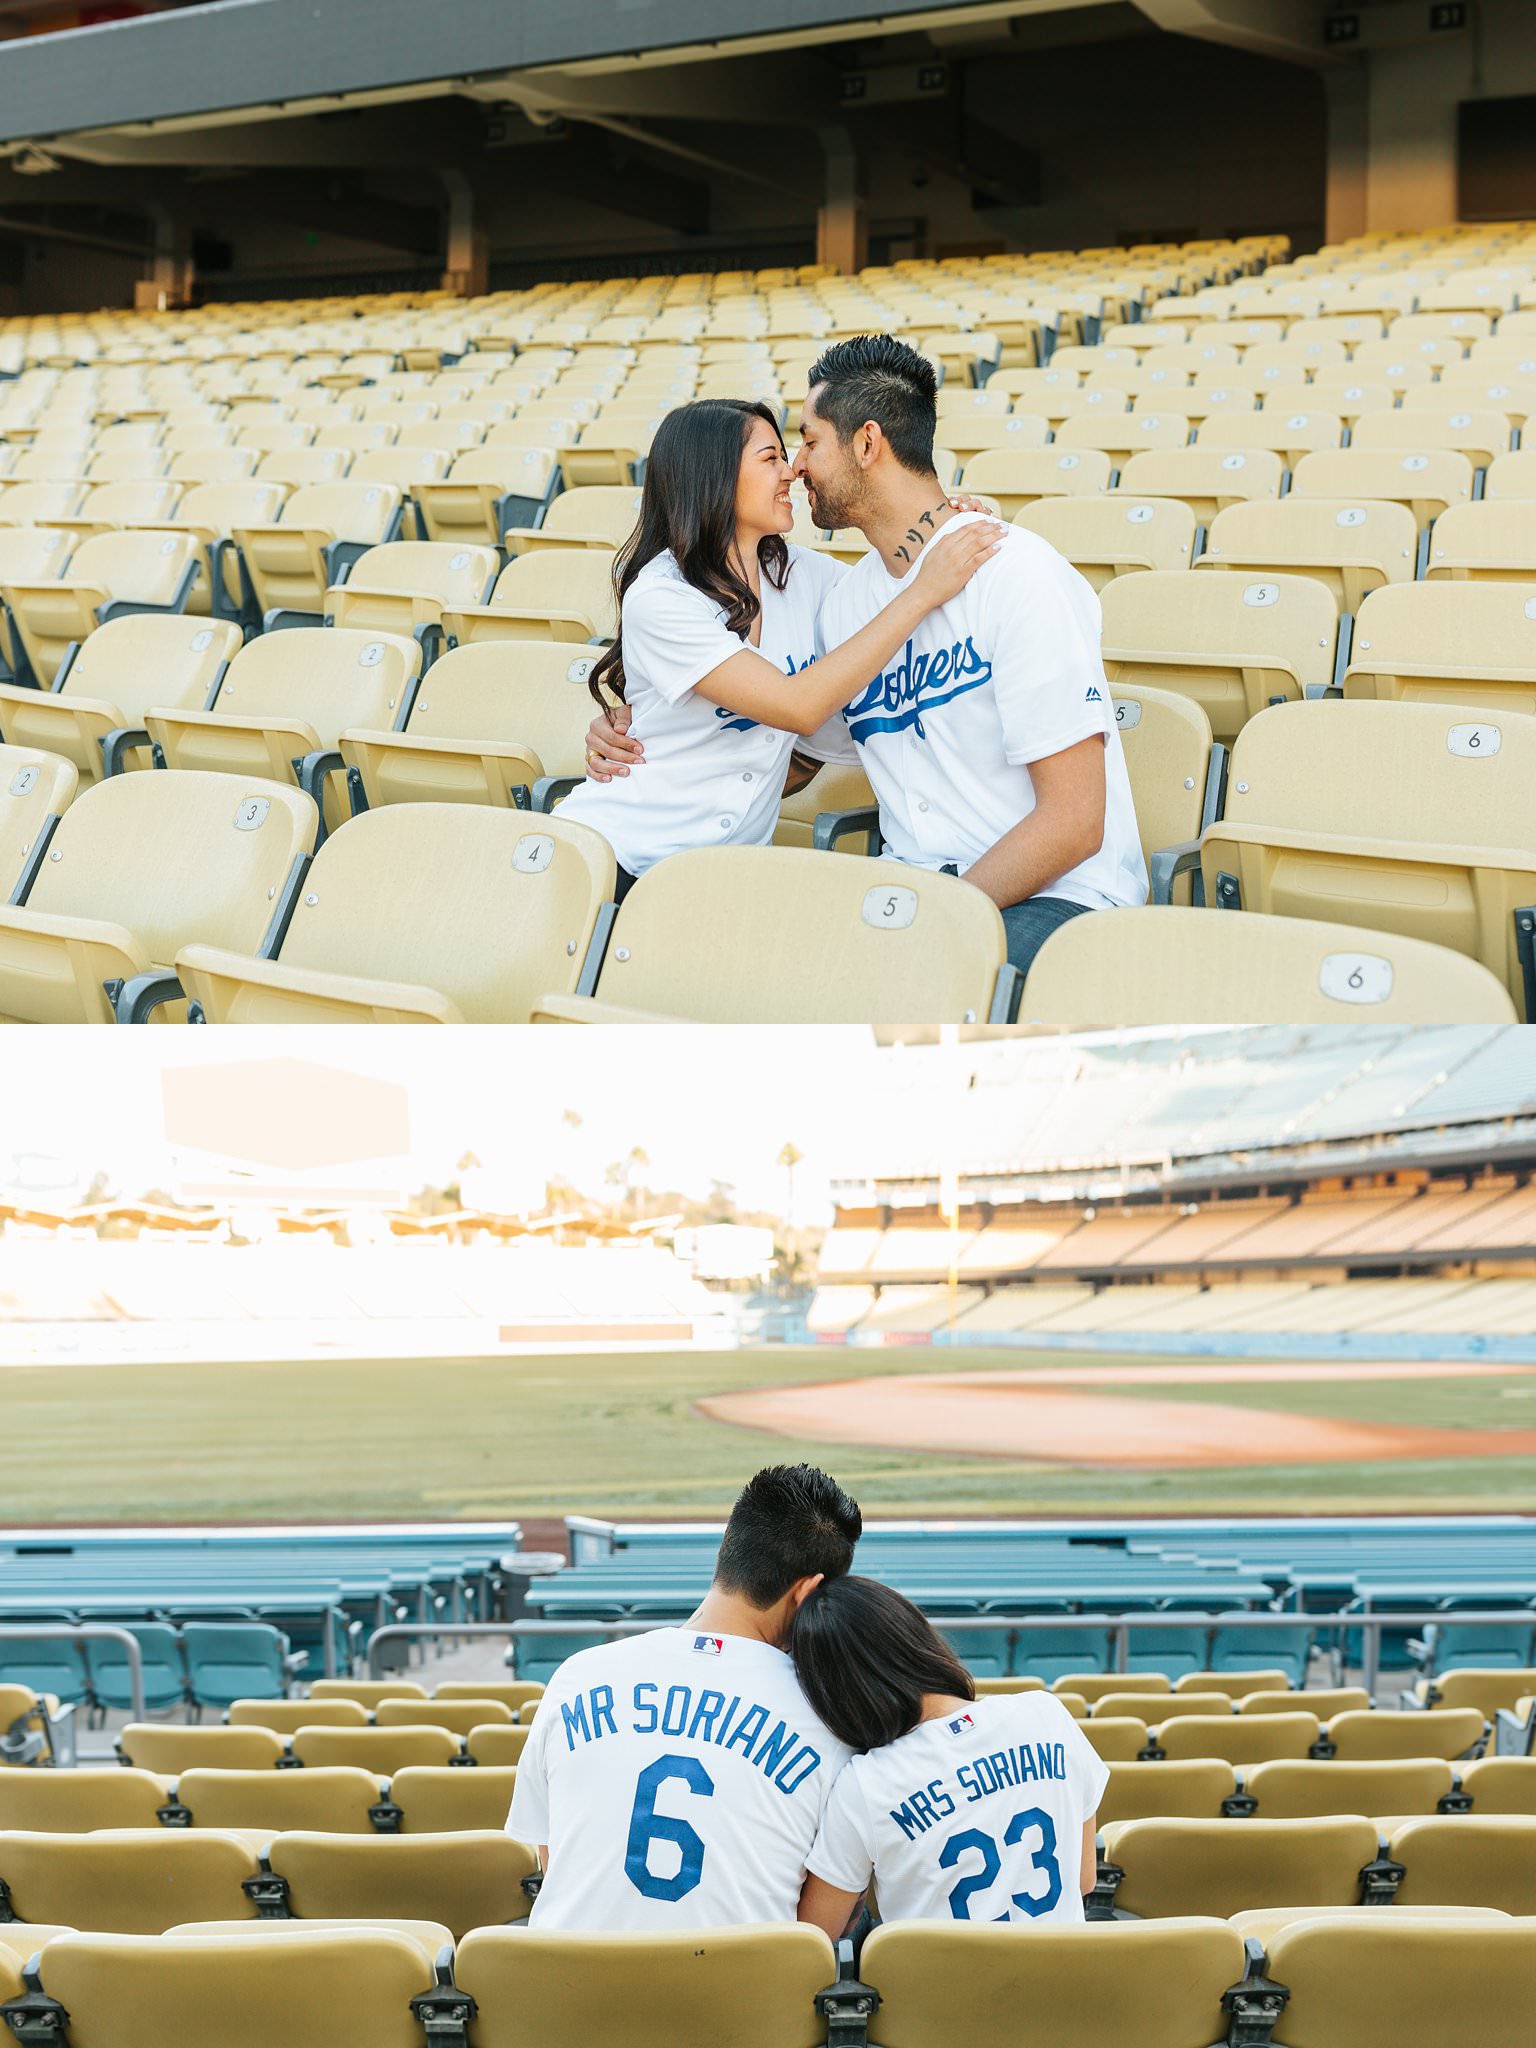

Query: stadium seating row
[[0, 1914, 1526, 2048]]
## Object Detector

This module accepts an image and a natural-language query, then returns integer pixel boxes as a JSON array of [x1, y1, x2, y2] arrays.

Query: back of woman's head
[[586, 398, 788, 707], [790, 1574, 975, 1752]]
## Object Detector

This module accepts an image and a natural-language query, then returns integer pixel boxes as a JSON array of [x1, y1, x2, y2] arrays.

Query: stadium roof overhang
[[0, 0, 1339, 153]]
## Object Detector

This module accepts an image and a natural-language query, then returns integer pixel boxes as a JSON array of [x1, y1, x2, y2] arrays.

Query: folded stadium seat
[[175, 803, 616, 1025], [558, 421, 657, 489], [0, 1830, 262, 1933], [260, 1829, 537, 1937], [1289, 447, 1474, 528], [1387, 1816, 1536, 1910], [1343, 580, 1536, 718], [51, 479, 181, 540], [1188, 698, 1536, 1018], [389, 1765, 520, 1834], [92, 422, 163, 458], [1409, 1669, 1536, 1717], [1350, 406, 1512, 477], [1243, 1758, 1459, 1820], [231, 482, 405, 628], [1013, 495, 1197, 590], [1277, 373, 1398, 423], [312, 423, 399, 457], [1174, 1670, 1293, 1699], [84, 450, 174, 485], [233, 421, 315, 455], [1058, 1674, 1171, 1705], [1411, 372, 1536, 430], [1094, 1815, 1381, 1918], [855, 1918, 1246, 2048], [307, 1679, 428, 1706], [921, 331, 1003, 386], [324, 539, 499, 665], [1098, 567, 1337, 745], [172, 1767, 385, 1836], [117, 1726, 286, 1773], [1099, 1761, 1238, 1824], [287, 1726, 461, 1773], [0, 1768, 172, 1834], [1253, 1916, 1536, 2048], [1194, 408, 1345, 469], [0, 482, 90, 531], [162, 1915, 452, 1957], [1154, 1712, 1322, 1764], [1167, 380, 1259, 422], [533, 843, 1020, 1026], [142, 479, 292, 629], [0, 768, 315, 1024], [0, 743, 76, 895], [226, 1699, 369, 1732], [1356, 336, 1470, 379], [0, 528, 202, 688], [0, 614, 241, 784], [409, 448, 561, 548], [943, 414, 1052, 464], [1115, 448, 1285, 525], [1326, 1707, 1486, 1761], [1054, 411, 1191, 469], [1485, 450, 1536, 500], [1459, 1759, 1536, 1814], [1421, 504, 1536, 586], [167, 446, 261, 485], [484, 416, 584, 454], [440, 550, 618, 646], [1243, 1687, 1370, 1717], [253, 449, 352, 491], [8, 445, 92, 482], [935, 384, 1013, 420], [432, 1680, 544, 1710], [464, 1725, 531, 1769], [1081, 1718, 1151, 1762], [0, 528, 75, 675], [498, 484, 642, 558], [454, 1922, 837, 2048], [1099, 1691, 1234, 1723], [374, 1698, 512, 1735], [970, 1676, 1048, 1696], [12, 1929, 439, 2048], [1196, 497, 1419, 612], [346, 446, 452, 538]]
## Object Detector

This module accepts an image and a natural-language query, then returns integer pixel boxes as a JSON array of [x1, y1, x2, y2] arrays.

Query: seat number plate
[[1319, 953, 1393, 1006], [862, 886, 917, 930]]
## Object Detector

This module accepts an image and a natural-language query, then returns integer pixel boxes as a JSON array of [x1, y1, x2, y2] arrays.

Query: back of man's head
[[714, 1464, 862, 1609], [805, 334, 938, 475]]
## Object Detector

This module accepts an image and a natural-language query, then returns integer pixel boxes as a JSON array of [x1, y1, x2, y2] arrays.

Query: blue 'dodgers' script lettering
[[843, 635, 994, 745]]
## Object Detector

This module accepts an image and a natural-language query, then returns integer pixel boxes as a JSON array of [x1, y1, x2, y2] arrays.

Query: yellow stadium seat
[[1387, 1816, 1536, 1911], [0, 527, 75, 676], [1173, 1671, 1292, 1698], [1255, 1916, 1536, 2048], [176, 803, 617, 1025], [1460, 1758, 1536, 1814], [1485, 450, 1536, 501], [432, 1681, 544, 1710], [1241, 1688, 1370, 1718], [857, 1918, 1246, 2048], [1013, 495, 1197, 589], [56, 479, 181, 537], [1079, 1718, 1150, 1763], [1351, 406, 1511, 473], [1244, 1758, 1457, 1819], [1343, 580, 1536, 717], [306, 1680, 428, 1706], [285, 1727, 460, 1773], [0, 1768, 171, 1833], [116, 1725, 286, 1774], [1290, 447, 1474, 528], [1197, 497, 1419, 611], [0, 613, 241, 784], [0, 741, 76, 895], [412, 448, 562, 547], [1098, 1761, 1238, 1824], [172, 1767, 384, 1834], [501, 484, 643, 557], [262, 1829, 536, 1938], [254, 449, 352, 490], [454, 1922, 836, 2048], [1105, 1690, 1233, 1722], [232, 481, 404, 625], [1116, 447, 1284, 524], [441, 549, 618, 646], [373, 1699, 512, 1734], [1327, 1707, 1486, 1762], [0, 1830, 261, 1934], [1195, 408, 1344, 467], [1054, 410, 1191, 468], [1096, 1815, 1380, 1918], [0, 482, 90, 530], [166, 446, 261, 486], [1423, 503, 1536, 585], [943, 414, 1052, 461], [389, 1765, 520, 1833], [1410, 1670, 1536, 1718], [226, 1699, 369, 1732], [324, 539, 498, 658], [0, 528, 202, 686], [0, 767, 316, 1023], [559, 420, 657, 489], [1056, 1674, 1170, 1704], [534, 843, 1018, 1026], [962, 447, 1111, 517], [1155, 1711, 1322, 1764], [1099, 567, 1338, 743], [148, 478, 290, 625]]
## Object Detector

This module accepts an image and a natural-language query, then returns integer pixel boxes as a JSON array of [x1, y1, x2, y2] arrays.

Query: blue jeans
[[998, 895, 1094, 976]]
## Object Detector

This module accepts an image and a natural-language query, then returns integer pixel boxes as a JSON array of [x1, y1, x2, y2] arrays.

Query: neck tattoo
[[893, 499, 952, 566]]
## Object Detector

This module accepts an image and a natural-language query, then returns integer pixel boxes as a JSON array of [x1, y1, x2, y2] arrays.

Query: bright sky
[[2, 1028, 895, 1222]]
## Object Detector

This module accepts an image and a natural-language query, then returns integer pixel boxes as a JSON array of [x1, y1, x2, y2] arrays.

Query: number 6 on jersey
[[624, 1753, 715, 1901]]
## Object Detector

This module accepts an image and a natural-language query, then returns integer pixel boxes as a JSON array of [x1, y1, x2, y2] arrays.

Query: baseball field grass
[[6, 1344, 1536, 1523]]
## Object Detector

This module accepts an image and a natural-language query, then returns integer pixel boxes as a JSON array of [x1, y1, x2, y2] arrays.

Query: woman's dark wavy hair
[[791, 1574, 975, 1753], [585, 398, 790, 708]]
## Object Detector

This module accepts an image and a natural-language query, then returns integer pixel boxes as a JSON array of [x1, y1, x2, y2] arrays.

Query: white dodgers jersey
[[806, 1691, 1107, 1925], [506, 1627, 853, 1931]]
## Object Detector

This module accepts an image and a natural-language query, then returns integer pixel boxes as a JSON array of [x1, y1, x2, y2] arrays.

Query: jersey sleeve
[[985, 538, 1117, 768], [804, 1761, 876, 1896], [505, 1696, 553, 1845], [622, 575, 748, 706], [794, 714, 861, 765]]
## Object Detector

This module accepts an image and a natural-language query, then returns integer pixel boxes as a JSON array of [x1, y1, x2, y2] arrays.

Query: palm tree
[[777, 1141, 803, 1222]]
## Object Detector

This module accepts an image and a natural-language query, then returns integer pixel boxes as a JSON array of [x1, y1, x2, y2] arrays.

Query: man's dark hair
[[713, 1464, 862, 1608], [806, 334, 938, 475], [790, 1575, 975, 1751]]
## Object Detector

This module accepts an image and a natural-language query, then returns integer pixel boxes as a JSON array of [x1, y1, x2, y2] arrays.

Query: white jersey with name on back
[[805, 1691, 1107, 1925], [507, 1626, 853, 1931], [557, 543, 857, 877], [815, 513, 1147, 910]]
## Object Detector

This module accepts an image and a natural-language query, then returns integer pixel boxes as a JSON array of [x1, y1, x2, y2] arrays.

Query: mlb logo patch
[[693, 1635, 724, 1656], [948, 1713, 975, 1735]]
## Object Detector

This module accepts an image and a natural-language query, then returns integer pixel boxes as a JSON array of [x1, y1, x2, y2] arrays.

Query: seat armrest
[[533, 774, 583, 812], [175, 942, 467, 1024], [100, 725, 150, 778], [112, 969, 184, 1024], [813, 804, 881, 853], [1149, 838, 1205, 906]]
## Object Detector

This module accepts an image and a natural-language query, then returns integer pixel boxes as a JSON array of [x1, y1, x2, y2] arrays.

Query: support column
[[139, 202, 192, 309], [816, 126, 867, 276], [1323, 60, 1370, 245], [440, 169, 489, 297]]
